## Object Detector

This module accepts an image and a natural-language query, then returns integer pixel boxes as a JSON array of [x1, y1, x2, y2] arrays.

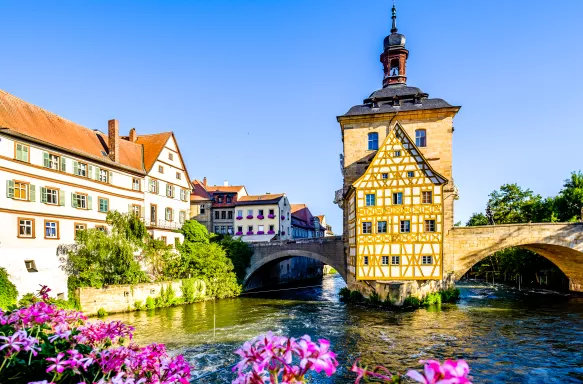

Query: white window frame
[[45, 221, 58, 238], [400, 220, 410, 233], [391, 256, 400, 265], [75, 194, 87, 209], [19, 219, 34, 238], [381, 256, 389, 265], [45, 188, 58, 205], [422, 256, 433, 265]]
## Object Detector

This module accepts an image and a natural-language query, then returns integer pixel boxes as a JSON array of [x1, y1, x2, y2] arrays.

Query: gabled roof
[[353, 122, 448, 189], [0, 89, 144, 173], [291, 204, 316, 230], [191, 179, 211, 201], [236, 193, 285, 206], [135, 132, 173, 172], [207, 185, 247, 194]]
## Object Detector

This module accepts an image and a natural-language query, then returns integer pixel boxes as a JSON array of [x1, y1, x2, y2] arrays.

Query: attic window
[[158, 165, 164, 174], [414, 94, 422, 104], [168, 153, 174, 161]]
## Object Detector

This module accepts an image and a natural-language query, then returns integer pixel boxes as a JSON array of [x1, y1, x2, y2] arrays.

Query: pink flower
[[46, 352, 67, 374], [407, 359, 472, 384]]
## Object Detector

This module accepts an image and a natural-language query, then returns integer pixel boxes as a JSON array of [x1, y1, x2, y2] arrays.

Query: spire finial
[[391, 2, 398, 33]]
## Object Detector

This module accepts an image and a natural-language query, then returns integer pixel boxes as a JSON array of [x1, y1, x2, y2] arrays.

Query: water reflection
[[108, 275, 583, 383]]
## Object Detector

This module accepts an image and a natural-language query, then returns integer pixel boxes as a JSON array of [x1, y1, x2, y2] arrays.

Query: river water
[[108, 274, 583, 383]]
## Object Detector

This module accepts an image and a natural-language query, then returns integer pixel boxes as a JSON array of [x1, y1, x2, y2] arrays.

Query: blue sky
[[1, 0, 582, 231]]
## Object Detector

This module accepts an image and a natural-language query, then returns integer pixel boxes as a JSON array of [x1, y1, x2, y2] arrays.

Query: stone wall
[[76, 280, 206, 316]]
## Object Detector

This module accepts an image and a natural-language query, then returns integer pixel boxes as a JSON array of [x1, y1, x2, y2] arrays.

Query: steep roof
[[135, 132, 173, 172], [236, 193, 285, 206], [207, 185, 247, 194], [291, 204, 316, 230], [0, 89, 144, 173], [191, 179, 211, 201]]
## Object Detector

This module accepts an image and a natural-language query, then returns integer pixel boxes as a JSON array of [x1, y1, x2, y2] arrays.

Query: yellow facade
[[348, 123, 446, 280]]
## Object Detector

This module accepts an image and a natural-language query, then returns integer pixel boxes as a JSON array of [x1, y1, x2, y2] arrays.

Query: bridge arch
[[448, 223, 583, 291], [243, 237, 346, 289]]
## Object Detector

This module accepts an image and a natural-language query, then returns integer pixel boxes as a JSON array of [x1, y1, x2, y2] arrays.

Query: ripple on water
[[107, 276, 583, 383]]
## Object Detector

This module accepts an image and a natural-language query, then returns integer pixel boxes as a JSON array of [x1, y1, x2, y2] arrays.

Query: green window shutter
[[87, 196, 92, 210], [59, 190, 65, 206], [71, 193, 77, 208], [6, 180, 14, 198], [15, 145, 22, 161], [40, 187, 47, 203], [61, 157, 66, 172], [22, 145, 28, 161], [172, 186, 176, 198], [29, 185, 36, 202], [73, 161, 79, 175], [94, 166, 100, 180], [88, 165, 94, 179], [109, 171, 113, 184], [43, 152, 49, 168], [156, 181, 160, 194]]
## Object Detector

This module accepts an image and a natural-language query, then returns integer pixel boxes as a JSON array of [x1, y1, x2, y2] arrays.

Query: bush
[[369, 292, 382, 305], [97, 307, 108, 317], [403, 295, 422, 308], [349, 290, 364, 303], [423, 292, 442, 306], [134, 300, 144, 311], [339, 287, 351, 302], [145, 296, 155, 310], [0, 268, 18, 309], [440, 287, 461, 303]]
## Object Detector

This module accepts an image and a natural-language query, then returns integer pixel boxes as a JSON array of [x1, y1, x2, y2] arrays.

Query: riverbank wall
[[76, 279, 207, 316]]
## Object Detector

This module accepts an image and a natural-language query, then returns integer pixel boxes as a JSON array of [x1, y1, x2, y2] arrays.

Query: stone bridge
[[245, 236, 345, 288], [445, 222, 583, 292]]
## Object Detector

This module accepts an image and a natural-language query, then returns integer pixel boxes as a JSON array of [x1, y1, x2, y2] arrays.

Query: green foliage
[[143, 238, 175, 281], [555, 171, 583, 222], [466, 212, 489, 226], [61, 211, 149, 291], [439, 287, 461, 303], [0, 268, 18, 309], [348, 290, 364, 303], [368, 292, 381, 305], [403, 296, 421, 308], [180, 220, 210, 245], [145, 296, 155, 310], [214, 236, 253, 282], [339, 287, 351, 302], [423, 292, 442, 306], [134, 300, 144, 311], [18, 293, 36, 307], [97, 308, 108, 317], [181, 278, 206, 303]]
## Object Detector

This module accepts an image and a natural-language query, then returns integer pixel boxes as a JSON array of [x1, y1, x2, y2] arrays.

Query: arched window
[[368, 132, 379, 150], [415, 129, 426, 147]]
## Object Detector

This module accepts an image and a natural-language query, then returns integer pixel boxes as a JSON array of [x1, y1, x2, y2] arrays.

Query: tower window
[[390, 59, 399, 76], [362, 222, 372, 234], [382, 173, 388, 179], [391, 256, 400, 265], [400, 220, 410, 233], [394, 150, 401, 157], [381, 256, 389, 265], [363, 256, 369, 265], [407, 171, 415, 178], [415, 129, 427, 147], [392, 192, 403, 205], [368, 132, 379, 150], [422, 256, 433, 265], [365, 194, 376, 206], [422, 191, 433, 204]]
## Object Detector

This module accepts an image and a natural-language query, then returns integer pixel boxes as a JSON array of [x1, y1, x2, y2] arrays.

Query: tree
[[466, 213, 488, 226], [487, 184, 543, 224], [214, 236, 253, 282], [0, 268, 18, 309], [555, 171, 583, 222], [59, 211, 149, 290]]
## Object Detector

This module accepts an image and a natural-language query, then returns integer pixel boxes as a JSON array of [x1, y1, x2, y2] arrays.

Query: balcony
[[145, 219, 183, 230]]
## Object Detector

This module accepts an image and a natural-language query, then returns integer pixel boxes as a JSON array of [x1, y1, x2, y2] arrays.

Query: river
[[108, 274, 583, 383]]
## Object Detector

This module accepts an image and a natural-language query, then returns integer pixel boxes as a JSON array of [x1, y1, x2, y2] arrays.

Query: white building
[[0, 90, 191, 298], [234, 194, 292, 242]]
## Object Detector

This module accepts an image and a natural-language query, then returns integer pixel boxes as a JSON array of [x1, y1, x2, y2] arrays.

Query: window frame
[[168, 153, 174, 161], [365, 194, 376, 207], [17, 217, 35, 238], [176, 172, 181, 180], [98, 197, 109, 213], [98, 169, 109, 183], [362, 222, 372, 234], [45, 152, 61, 171], [132, 178, 141, 191], [73, 192, 88, 210], [165, 207, 173, 221], [425, 219, 436, 233], [13, 181, 30, 201], [392, 192, 403, 205], [407, 171, 415, 178], [43, 186, 60, 205], [367, 132, 379, 151], [394, 150, 401, 157], [422, 256, 433, 265], [400, 220, 411, 233], [158, 165, 164, 174], [391, 256, 400, 265], [74, 222, 87, 239], [76, 162, 88, 177], [415, 129, 427, 147], [363, 256, 369, 266], [381, 256, 389, 265], [377, 221, 387, 233], [15, 143, 30, 163], [44, 219, 59, 240]]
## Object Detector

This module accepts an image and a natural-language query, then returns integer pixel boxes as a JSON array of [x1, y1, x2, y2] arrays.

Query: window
[[166, 184, 174, 198], [365, 194, 376, 206], [237, 210, 243, 217], [407, 171, 415, 178], [415, 129, 427, 147], [179, 189, 186, 201], [221, 211, 226, 219], [248, 226, 253, 233], [24, 260, 37, 273], [362, 222, 372, 234], [247, 209, 253, 216], [13, 181, 29, 201], [15, 143, 29, 162], [72, 193, 88, 209], [363, 256, 369, 265], [214, 226, 219, 233], [150, 205, 157, 222], [237, 226, 243, 233], [74, 223, 87, 239], [382, 173, 388, 179], [215, 211, 220, 219], [44, 220, 59, 239], [158, 165, 164, 173], [400, 220, 410, 233], [168, 153, 174, 161], [40, 187, 59, 205], [258, 225, 264, 232], [422, 256, 433, 265], [179, 211, 186, 224], [269, 225, 275, 232], [99, 169, 109, 183], [228, 211, 233, 219], [132, 205, 141, 216], [392, 192, 403, 205], [217, 196, 223, 203], [200, 205, 205, 214], [161, 236, 167, 244], [176, 172, 181, 180], [381, 256, 389, 265], [18, 218, 34, 238], [422, 191, 433, 204], [132, 178, 141, 191], [425, 220, 436, 232], [43, 153, 60, 170], [394, 150, 401, 157], [98, 198, 109, 213], [74, 162, 87, 177], [269, 209, 274, 215], [226, 196, 232, 203], [165, 208, 173, 221], [391, 256, 400, 265], [149, 180, 158, 194], [377, 221, 387, 233], [227, 226, 233, 235], [368, 132, 379, 150], [258, 209, 264, 216]]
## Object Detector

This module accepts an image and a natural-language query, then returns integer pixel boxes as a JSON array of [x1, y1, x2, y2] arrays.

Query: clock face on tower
[[390, 67, 399, 76]]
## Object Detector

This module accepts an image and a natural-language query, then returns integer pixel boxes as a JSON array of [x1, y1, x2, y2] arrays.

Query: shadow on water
[[108, 275, 583, 384]]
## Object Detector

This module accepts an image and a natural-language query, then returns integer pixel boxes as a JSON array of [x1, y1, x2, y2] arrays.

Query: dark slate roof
[[341, 84, 458, 117]]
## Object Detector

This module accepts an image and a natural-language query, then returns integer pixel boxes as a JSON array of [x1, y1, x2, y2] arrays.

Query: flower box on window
[[236, 216, 243, 220], [257, 231, 265, 235], [235, 231, 243, 235], [246, 231, 254, 235], [268, 214, 276, 219], [267, 230, 275, 234], [257, 215, 264, 220], [246, 215, 253, 219], [281, 216, 285, 220]]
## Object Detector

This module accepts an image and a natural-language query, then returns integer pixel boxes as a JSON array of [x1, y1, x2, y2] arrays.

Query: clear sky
[[1, 0, 582, 231]]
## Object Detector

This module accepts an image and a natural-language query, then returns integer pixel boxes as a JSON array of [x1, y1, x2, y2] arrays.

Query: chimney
[[129, 128, 137, 142], [108, 119, 119, 162], [224, 180, 229, 187], [203, 177, 207, 188]]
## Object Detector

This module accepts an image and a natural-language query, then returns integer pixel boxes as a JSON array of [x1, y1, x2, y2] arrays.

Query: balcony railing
[[144, 219, 183, 230]]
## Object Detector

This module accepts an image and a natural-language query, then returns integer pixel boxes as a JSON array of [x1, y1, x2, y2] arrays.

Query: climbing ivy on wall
[[0, 268, 18, 309]]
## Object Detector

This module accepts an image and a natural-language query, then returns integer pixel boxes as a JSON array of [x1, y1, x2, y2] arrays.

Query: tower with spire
[[336, 4, 462, 300]]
